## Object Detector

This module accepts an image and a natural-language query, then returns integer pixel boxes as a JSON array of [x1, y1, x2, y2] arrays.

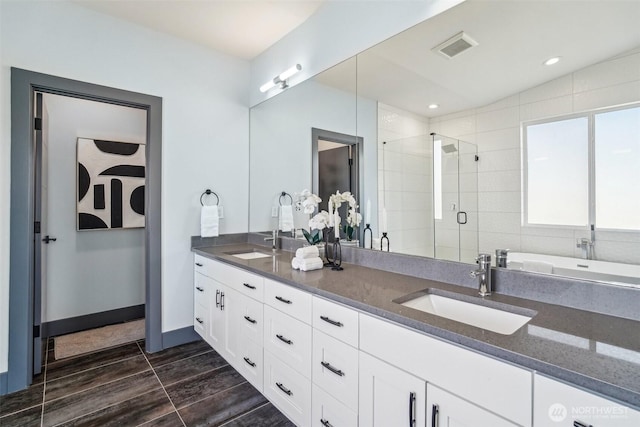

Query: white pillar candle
[[328, 199, 334, 227], [382, 208, 388, 233], [366, 199, 371, 224], [334, 210, 340, 238]]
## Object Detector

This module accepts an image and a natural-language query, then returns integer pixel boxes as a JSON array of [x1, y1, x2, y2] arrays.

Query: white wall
[[42, 94, 146, 322], [249, 0, 464, 107], [0, 0, 250, 374], [429, 47, 640, 264]]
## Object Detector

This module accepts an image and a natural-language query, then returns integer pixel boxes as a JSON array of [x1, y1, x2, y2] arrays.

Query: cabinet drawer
[[534, 374, 640, 427], [312, 330, 359, 411], [194, 303, 208, 339], [265, 278, 312, 324], [312, 296, 358, 346], [210, 259, 264, 302], [264, 349, 311, 427], [233, 293, 264, 345], [194, 272, 211, 308], [360, 313, 532, 427], [235, 337, 264, 394], [194, 254, 214, 278], [264, 305, 312, 379], [312, 384, 358, 427]]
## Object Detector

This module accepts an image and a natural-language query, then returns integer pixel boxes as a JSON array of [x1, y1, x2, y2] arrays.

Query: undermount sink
[[225, 249, 273, 260], [395, 289, 535, 335]]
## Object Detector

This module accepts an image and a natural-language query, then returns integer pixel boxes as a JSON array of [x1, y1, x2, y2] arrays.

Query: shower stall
[[379, 133, 478, 263]]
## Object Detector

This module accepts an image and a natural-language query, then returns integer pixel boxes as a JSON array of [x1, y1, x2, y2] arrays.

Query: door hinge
[[34, 221, 41, 234], [33, 325, 40, 337], [475, 155, 479, 161], [348, 158, 353, 166], [34, 117, 43, 131]]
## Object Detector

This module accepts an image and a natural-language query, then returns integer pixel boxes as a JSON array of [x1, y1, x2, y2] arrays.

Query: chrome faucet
[[470, 253, 492, 297], [576, 238, 594, 260], [495, 249, 509, 268], [264, 229, 278, 250]]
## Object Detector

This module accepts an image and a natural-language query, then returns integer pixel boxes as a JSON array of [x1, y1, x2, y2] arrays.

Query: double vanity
[[192, 241, 640, 427]]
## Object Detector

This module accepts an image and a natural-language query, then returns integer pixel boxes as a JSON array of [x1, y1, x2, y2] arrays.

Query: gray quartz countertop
[[192, 243, 640, 410]]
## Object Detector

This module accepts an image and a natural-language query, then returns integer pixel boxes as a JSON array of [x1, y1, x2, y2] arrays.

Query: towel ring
[[279, 191, 293, 206], [200, 189, 219, 206]]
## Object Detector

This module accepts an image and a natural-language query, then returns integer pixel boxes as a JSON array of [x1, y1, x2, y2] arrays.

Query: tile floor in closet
[[0, 338, 294, 426]]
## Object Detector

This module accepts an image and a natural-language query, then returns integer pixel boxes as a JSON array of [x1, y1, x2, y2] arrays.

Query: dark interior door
[[33, 92, 43, 375], [319, 145, 353, 238]]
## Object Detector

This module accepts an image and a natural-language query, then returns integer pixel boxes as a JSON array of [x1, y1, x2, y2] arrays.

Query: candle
[[328, 199, 334, 227], [382, 208, 388, 233], [334, 210, 340, 238], [366, 199, 371, 224]]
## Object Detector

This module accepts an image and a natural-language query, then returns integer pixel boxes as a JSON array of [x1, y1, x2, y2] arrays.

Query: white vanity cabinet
[[263, 278, 313, 426], [533, 374, 640, 427], [359, 351, 426, 427]]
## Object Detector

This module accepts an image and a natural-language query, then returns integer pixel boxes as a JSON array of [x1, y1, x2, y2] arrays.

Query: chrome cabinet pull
[[409, 392, 416, 427], [195, 317, 203, 324], [276, 382, 293, 396], [215, 290, 221, 308], [573, 422, 592, 427], [431, 403, 439, 427], [276, 334, 293, 345], [244, 315, 257, 324], [243, 282, 256, 290], [195, 286, 204, 292], [220, 292, 225, 310], [320, 361, 345, 377], [275, 295, 292, 304], [243, 357, 256, 367], [320, 315, 343, 327], [320, 419, 334, 427], [195, 262, 203, 267]]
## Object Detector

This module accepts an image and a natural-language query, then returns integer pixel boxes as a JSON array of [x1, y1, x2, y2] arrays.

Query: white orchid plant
[[329, 191, 363, 241], [297, 189, 326, 245]]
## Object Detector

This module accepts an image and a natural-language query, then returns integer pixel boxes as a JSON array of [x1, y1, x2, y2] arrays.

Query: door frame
[[8, 68, 163, 393]]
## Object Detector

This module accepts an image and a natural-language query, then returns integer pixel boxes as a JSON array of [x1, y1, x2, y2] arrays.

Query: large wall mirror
[[249, 0, 640, 287]]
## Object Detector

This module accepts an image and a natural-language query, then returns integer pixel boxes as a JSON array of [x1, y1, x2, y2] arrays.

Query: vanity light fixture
[[259, 64, 302, 93], [543, 56, 561, 66], [428, 104, 439, 109]]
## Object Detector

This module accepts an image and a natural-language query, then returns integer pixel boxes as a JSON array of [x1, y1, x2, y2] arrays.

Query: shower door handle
[[456, 211, 467, 225]]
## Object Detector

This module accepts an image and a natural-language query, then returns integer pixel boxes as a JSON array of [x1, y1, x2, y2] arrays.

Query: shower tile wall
[[428, 47, 640, 264], [378, 103, 433, 257]]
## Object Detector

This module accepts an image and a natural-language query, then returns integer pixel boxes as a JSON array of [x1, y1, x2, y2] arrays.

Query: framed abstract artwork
[[77, 138, 145, 230]]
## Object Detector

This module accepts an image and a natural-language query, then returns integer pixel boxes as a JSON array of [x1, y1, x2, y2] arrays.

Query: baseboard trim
[[42, 304, 145, 338], [162, 326, 200, 349], [0, 371, 8, 395]]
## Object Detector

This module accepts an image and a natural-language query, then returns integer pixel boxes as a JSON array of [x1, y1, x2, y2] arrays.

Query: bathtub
[[507, 252, 640, 288]]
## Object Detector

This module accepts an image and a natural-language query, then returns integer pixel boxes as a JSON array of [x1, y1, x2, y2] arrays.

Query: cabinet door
[[221, 286, 238, 362], [208, 280, 226, 353], [359, 352, 426, 427], [427, 384, 518, 427]]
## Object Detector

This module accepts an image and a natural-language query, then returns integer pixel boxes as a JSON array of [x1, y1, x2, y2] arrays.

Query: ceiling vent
[[433, 31, 478, 59]]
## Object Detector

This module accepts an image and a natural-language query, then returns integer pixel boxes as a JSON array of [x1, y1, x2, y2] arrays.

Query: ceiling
[[316, 0, 640, 117], [73, 0, 325, 60]]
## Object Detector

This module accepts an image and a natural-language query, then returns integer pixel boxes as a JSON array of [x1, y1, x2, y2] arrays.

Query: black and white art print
[[77, 138, 145, 230]]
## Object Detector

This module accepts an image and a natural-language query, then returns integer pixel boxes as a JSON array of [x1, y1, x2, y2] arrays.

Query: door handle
[[320, 419, 334, 427], [431, 403, 439, 427], [42, 235, 57, 244], [244, 315, 257, 324], [320, 315, 343, 327], [243, 282, 256, 290], [276, 334, 293, 345], [456, 211, 467, 225], [320, 361, 345, 377], [409, 392, 416, 427], [275, 295, 292, 304], [276, 382, 293, 396], [573, 422, 592, 427], [216, 290, 220, 308]]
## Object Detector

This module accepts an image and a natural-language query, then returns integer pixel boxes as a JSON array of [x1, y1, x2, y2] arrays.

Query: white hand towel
[[279, 205, 294, 232], [523, 260, 553, 274], [291, 257, 301, 270], [298, 257, 324, 271], [295, 245, 319, 259], [201, 205, 219, 237]]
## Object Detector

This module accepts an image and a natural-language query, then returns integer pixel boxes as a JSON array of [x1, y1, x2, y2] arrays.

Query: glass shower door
[[432, 134, 478, 263]]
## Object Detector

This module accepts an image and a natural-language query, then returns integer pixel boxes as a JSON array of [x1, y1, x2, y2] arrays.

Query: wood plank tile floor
[[0, 338, 295, 426]]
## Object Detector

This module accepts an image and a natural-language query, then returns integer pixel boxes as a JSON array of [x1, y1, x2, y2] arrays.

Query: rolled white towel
[[299, 257, 324, 271], [295, 245, 319, 259], [201, 205, 219, 237], [291, 257, 301, 270], [523, 260, 554, 274]]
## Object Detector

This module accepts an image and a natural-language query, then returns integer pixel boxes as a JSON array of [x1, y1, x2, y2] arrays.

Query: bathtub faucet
[[576, 238, 594, 260]]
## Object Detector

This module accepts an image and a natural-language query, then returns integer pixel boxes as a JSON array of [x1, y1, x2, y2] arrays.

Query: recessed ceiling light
[[543, 56, 561, 66], [428, 104, 439, 109]]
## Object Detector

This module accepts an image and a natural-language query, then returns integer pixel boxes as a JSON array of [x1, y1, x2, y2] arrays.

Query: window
[[524, 105, 640, 231]]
